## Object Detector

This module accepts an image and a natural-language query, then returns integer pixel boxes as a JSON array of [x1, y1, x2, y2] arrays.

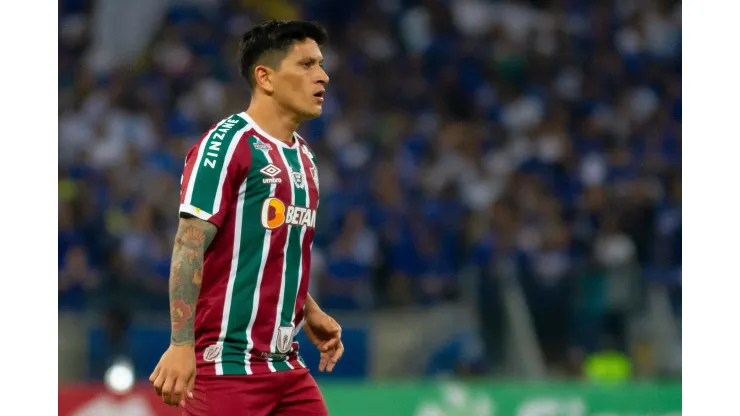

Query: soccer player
[[149, 20, 342, 416]]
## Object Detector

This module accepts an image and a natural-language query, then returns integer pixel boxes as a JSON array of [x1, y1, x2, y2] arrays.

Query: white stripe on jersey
[[269, 146, 296, 371], [215, 178, 248, 375], [213, 125, 250, 214]]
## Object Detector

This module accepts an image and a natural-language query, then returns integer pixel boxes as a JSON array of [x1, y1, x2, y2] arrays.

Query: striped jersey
[[179, 112, 320, 376]]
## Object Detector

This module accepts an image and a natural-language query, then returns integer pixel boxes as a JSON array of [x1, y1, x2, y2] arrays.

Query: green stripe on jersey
[[267, 147, 307, 373], [221, 136, 273, 375], [279, 148, 308, 328], [189, 116, 247, 212]]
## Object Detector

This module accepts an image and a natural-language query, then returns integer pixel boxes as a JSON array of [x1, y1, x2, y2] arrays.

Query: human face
[[272, 39, 329, 120]]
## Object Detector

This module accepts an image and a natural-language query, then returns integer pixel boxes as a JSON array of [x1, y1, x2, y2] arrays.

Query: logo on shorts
[[204, 345, 222, 362], [277, 326, 294, 354]]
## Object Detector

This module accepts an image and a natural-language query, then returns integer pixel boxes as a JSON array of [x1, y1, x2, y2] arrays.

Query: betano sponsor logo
[[261, 197, 316, 229]]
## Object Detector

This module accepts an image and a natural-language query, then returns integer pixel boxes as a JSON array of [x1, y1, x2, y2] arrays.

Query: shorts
[[182, 368, 328, 416]]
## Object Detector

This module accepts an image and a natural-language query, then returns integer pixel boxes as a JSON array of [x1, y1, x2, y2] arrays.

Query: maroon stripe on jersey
[[194, 208, 235, 375], [193, 132, 252, 375], [292, 141, 319, 330], [247, 136, 292, 373], [298, 139, 320, 208]]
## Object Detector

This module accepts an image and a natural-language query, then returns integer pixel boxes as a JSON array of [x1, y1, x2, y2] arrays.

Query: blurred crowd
[[59, 0, 681, 373]]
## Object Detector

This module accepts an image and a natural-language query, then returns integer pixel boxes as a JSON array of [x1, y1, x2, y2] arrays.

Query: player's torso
[[193, 112, 320, 375]]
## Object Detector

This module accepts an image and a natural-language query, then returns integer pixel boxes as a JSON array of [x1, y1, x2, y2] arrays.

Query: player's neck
[[245, 99, 300, 145]]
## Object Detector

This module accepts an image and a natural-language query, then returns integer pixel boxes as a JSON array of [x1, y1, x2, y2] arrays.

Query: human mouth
[[313, 90, 325, 103]]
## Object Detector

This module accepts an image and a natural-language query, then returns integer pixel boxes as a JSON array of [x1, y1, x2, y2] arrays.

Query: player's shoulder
[[189, 113, 250, 147], [294, 131, 309, 146], [203, 112, 250, 138]]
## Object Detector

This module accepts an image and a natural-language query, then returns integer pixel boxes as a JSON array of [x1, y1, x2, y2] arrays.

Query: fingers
[[151, 370, 165, 397], [187, 374, 196, 400], [152, 371, 194, 407], [321, 323, 342, 352], [326, 341, 344, 373], [319, 352, 329, 372], [330, 321, 342, 336], [172, 376, 187, 407], [161, 374, 176, 406], [319, 341, 345, 373], [320, 337, 339, 352], [149, 366, 160, 385], [179, 373, 196, 407]]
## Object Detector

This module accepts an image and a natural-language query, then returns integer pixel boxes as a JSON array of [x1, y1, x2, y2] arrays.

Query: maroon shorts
[[182, 368, 328, 416]]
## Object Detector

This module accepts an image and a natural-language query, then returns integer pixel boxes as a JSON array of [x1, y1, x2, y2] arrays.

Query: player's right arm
[[168, 216, 218, 346], [150, 118, 252, 407], [150, 215, 216, 407]]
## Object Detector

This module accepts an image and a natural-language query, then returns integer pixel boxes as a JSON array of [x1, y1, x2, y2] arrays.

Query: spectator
[[321, 208, 378, 310], [59, 245, 100, 311]]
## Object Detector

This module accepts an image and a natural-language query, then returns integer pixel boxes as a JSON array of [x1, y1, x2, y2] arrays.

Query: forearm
[[169, 217, 217, 346], [305, 293, 322, 318]]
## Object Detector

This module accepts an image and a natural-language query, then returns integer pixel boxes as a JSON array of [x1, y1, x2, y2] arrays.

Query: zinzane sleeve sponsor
[[179, 117, 251, 228]]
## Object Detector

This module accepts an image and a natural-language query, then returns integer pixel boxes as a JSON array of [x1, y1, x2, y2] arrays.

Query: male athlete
[[149, 20, 342, 415]]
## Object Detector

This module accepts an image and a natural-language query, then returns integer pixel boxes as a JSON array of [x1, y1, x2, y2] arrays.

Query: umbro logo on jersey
[[260, 164, 281, 177], [260, 164, 282, 184]]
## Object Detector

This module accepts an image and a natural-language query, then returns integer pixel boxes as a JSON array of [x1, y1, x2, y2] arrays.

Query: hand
[[149, 344, 196, 407], [303, 311, 344, 372]]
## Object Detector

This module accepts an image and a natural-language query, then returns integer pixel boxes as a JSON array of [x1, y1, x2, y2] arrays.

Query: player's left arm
[[298, 137, 342, 369], [304, 293, 344, 372], [305, 293, 322, 316]]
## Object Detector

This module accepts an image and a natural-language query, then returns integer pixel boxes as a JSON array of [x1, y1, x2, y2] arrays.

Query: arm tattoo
[[169, 216, 217, 346]]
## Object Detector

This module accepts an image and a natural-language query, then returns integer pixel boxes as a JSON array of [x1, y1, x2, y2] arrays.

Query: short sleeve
[[179, 116, 252, 228]]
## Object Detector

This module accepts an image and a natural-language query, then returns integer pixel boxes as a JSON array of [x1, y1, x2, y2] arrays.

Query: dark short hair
[[238, 20, 328, 88]]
